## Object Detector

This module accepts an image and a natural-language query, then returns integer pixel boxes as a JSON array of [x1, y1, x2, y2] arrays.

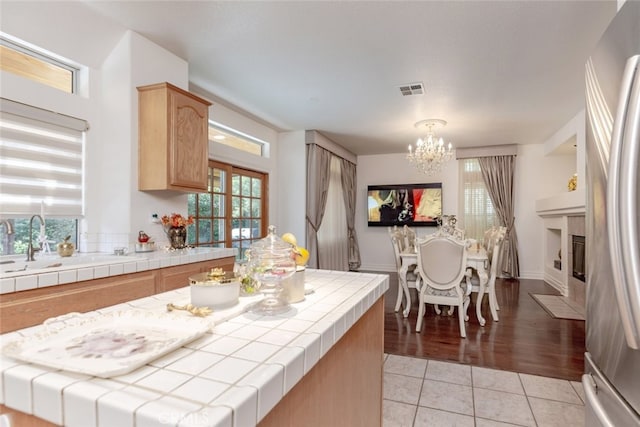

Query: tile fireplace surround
[[536, 190, 586, 306]]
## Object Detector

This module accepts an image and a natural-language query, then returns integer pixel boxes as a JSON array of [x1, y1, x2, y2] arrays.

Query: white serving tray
[[2, 310, 211, 378]]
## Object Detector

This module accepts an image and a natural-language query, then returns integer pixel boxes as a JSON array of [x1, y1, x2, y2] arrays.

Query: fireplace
[[572, 235, 586, 282]]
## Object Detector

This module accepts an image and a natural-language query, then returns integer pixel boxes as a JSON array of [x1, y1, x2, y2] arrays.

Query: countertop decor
[[2, 309, 211, 378], [162, 213, 194, 249]]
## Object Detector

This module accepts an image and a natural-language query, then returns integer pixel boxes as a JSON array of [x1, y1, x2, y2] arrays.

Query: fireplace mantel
[[535, 189, 585, 217], [537, 199, 586, 304]]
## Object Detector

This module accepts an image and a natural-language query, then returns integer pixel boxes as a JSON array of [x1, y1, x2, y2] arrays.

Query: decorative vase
[[167, 226, 187, 249]]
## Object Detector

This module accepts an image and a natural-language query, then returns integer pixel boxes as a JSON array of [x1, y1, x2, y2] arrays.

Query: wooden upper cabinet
[[138, 82, 212, 192]]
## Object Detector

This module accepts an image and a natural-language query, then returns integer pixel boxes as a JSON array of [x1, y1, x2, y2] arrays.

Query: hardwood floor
[[381, 273, 586, 382]]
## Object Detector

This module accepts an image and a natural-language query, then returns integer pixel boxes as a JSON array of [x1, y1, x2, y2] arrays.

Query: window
[[0, 37, 77, 94], [0, 98, 87, 254], [209, 121, 265, 156], [188, 161, 267, 261], [460, 158, 496, 241]]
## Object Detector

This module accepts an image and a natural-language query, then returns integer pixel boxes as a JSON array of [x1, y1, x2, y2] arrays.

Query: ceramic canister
[[189, 272, 240, 310], [281, 266, 306, 303]]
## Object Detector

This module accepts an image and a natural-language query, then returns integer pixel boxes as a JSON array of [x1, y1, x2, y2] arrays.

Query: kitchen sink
[[0, 253, 148, 277]]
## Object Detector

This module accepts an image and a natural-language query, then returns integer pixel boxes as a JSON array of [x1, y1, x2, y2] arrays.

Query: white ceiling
[[83, 1, 617, 156]]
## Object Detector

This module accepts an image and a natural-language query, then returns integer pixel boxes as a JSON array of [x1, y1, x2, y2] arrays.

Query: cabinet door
[[169, 89, 209, 190], [0, 272, 157, 333]]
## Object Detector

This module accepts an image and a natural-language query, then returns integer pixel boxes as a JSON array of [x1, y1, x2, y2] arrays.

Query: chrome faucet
[[0, 220, 14, 235], [26, 214, 45, 262], [0, 219, 14, 256]]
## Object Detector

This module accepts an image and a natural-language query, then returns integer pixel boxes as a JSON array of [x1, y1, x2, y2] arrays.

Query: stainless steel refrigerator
[[584, 1, 640, 426]]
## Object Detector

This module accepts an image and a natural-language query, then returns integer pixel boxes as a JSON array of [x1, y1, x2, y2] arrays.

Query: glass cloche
[[246, 225, 296, 315]]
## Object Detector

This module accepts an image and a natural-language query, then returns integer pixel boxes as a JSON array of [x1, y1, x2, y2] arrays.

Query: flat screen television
[[367, 183, 442, 226]]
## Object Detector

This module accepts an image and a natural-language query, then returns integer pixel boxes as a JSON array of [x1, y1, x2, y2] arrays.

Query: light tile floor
[[383, 354, 585, 427]]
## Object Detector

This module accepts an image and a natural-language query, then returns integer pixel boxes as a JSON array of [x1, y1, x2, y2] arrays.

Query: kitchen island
[[0, 269, 388, 426]]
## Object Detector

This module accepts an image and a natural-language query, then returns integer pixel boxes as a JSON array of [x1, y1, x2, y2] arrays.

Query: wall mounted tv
[[367, 183, 442, 227]]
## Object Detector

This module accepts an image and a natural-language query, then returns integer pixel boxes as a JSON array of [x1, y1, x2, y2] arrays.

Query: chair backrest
[[483, 227, 496, 252], [487, 226, 506, 277], [403, 225, 417, 252], [416, 235, 468, 290], [483, 226, 505, 259], [388, 226, 405, 270]]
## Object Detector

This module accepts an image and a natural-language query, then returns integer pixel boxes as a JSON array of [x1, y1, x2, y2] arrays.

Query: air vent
[[398, 82, 424, 96]]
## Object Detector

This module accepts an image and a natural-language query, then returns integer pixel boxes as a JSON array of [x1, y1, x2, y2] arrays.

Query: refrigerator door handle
[[583, 374, 616, 427], [607, 54, 640, 350]]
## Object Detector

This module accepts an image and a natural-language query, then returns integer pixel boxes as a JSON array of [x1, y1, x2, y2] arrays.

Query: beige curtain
[[305, 144, 331, 269], [317, 156, 349, 270], [478, 155, 520, 278], [340, 157, 361, 270]]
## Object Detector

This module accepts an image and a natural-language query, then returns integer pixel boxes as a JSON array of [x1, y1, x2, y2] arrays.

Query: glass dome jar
[[247, 225, 296, 315]]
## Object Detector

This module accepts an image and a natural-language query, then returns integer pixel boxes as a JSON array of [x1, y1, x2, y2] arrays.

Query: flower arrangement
[[161, 213, 194, 228]]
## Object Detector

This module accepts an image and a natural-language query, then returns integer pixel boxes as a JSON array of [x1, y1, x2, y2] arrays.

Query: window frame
[[209, 121, 266, 157], [0, 36, 78, 94], [188, 160, 268, 261]]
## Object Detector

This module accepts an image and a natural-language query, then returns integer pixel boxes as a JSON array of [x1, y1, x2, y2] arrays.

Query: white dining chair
[[465, 226, 506, 321], [415, 234, 469, 337], [388, 227, 420, 315], [403, 224, 417, 252]]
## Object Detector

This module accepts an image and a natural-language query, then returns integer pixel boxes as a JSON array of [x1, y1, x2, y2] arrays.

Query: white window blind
[[0, 98, 88, 216], [460, 158, 496, 241]]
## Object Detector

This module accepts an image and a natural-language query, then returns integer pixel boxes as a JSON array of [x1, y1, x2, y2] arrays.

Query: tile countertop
[[0, 247, 237, 294], [0, 269, 389, 427]]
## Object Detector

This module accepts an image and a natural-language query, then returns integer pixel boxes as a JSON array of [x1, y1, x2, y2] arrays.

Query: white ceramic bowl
[[189, 273, 240, 310]]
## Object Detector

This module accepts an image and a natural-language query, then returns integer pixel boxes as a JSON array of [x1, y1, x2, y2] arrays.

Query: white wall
[[356, 153, 459, 272], [276, 131, 307, 246], [541, 110, 586, 197], [515, 144, 545, 279], [1, 2, 280, 252], [356, 146, 548, 279], [200, 89, 280, 231]]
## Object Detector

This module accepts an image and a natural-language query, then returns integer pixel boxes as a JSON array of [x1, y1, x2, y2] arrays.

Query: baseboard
[[544, 276, 566, 295], [518, 270, 544, 280]]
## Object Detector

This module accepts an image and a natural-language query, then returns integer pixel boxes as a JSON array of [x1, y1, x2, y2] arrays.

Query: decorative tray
[[1, 310, 210, 378]]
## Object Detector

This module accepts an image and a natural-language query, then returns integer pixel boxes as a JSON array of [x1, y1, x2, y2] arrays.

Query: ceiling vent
[[398, 82, 424, 96]]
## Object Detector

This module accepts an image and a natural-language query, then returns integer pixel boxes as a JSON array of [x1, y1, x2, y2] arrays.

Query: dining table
[[399, 245, 492, 326]]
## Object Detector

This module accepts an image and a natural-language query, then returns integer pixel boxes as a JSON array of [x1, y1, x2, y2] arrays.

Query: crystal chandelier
[[407, 119, 454, 175]]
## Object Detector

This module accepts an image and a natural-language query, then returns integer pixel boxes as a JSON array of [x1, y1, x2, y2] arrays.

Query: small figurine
[[568, 174, 578, 192], [138, 230, 150, 243]]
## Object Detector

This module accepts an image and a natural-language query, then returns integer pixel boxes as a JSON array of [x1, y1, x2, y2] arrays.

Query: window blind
[[461, 158, 496, 241], [0, 98, 87, 216]]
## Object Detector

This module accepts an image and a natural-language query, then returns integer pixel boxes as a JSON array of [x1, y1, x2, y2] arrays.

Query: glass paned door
[[188, 161, 267, 261]]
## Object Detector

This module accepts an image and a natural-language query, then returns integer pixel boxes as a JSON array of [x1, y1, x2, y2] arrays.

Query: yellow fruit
[[281, 232, 297, 246], [294, 246, 310, 266]]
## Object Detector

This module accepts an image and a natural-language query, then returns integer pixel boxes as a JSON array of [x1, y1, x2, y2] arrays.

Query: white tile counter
[[0, 269, 389, 427], [0, 247, 236, 294]]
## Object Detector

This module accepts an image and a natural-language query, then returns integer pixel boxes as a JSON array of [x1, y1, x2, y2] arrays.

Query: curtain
[[340, 157, 361, 270], [317, 156, 349, 270], [478, 155, 520, 278], [305, 144, 331, 269]]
